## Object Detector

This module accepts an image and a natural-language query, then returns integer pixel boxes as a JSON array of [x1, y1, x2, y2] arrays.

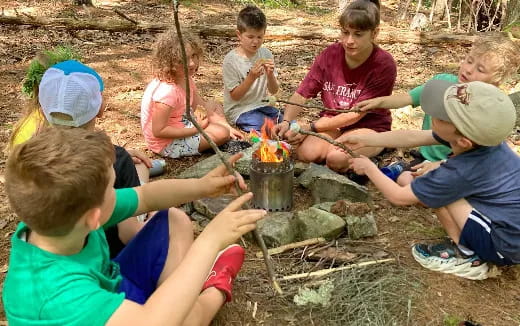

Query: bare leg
[[199, 124, 230, 152], [296, 122, 341, 163], [435, 198, 472, 244], [181, 288, 226, 326], [158, 207, 195, 285], [326, 128, 384, 173]]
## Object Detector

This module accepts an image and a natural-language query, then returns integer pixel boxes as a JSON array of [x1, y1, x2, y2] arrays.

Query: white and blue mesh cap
[[38, 60, 104, 127]]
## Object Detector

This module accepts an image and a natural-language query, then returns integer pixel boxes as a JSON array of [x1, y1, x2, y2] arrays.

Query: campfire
[[249, 119, 294, 212]]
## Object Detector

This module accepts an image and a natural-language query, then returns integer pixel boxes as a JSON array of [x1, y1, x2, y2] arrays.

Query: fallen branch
[[172, 0, 282, 295], [0, 14, 504, 45], [255, 237, 326, 258], [280, 258, 395, 281], [113, 8, 138, 25]]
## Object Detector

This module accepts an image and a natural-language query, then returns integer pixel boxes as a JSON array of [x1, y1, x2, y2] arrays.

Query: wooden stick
[[280, 258, 395, 281], [263, 98, 378, 114], [296, 128, 360, 158], [255, 237, 326, 258], [171, 0, 282, 295], [114, 8, 138, 25]]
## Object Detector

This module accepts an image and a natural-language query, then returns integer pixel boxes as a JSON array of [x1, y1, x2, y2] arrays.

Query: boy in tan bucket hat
[[347, 80, 520, 280]]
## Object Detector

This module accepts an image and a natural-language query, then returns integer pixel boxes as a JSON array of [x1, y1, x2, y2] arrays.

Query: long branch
[[263, 98, 368, 113], [172, 0, 282, 295], [295, 128, 360, 158]]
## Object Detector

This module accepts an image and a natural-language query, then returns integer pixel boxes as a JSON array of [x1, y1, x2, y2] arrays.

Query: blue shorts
[[235, 106, 283, 132], [113, 210, 170, 304], [459, 209, 514, 265]]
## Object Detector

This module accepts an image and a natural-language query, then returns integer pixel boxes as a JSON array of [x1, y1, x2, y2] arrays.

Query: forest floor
[[0, 0, 519, 325]]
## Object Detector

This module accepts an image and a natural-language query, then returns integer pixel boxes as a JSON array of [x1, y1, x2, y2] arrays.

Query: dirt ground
[[0, 0, 519, 325]]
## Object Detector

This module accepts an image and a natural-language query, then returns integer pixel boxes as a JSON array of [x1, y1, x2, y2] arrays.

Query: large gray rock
[[177, 154, 230, 179], [296, 207, 346, 240], [343, 213, 378, 240], [294, 161, 310, 176], [297, 163, 334, 188], [310, 174, 369, 204], [317, 200, 377, 240], [193, 195, 235, 218], [256, 212, 297, 248]]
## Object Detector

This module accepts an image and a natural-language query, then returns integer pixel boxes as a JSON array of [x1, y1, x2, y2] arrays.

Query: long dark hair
[[339, 0, 380, 31]]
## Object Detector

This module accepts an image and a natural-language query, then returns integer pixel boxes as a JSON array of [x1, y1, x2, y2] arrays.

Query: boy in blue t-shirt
[[348, 34, 519, 185], [348, 80, 520, 280], [3, 127, 266, 325]]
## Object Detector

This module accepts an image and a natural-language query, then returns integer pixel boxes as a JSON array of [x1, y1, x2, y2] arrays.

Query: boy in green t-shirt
[[345, 34, 519, 185], [3, 127, 266, 326]]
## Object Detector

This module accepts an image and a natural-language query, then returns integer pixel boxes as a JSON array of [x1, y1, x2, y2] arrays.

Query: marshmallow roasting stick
[[262, 95, 370, 113], [288, 122, 360, 158], [171, 0, 283, 295]]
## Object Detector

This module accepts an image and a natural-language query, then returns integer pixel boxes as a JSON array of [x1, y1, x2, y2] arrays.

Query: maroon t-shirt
[[297, 42, 396, 132]]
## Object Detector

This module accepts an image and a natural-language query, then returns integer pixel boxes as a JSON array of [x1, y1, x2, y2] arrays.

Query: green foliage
[[443, 315, 463, 326], [294, 280, 334, 307], [232, 0, 298, 9], [22, 46, 81, 98]]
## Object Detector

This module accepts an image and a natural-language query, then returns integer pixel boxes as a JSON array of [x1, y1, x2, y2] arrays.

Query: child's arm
[[349, 156, 420, 206], [132, 153, 246, 216], [353, 93, 413, 111], [229, 60, 265, 101], [107, 193, 266, 326], [151, 102, 208, 139], [263, 59, 279, 95], [337, 130, 439, 150]]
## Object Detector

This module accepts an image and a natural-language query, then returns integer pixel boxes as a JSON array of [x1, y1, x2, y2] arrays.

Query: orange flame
[[258, 118, 283, 163]]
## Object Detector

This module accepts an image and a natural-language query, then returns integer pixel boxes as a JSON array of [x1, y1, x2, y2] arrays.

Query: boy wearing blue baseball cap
[[348, 80, 520, 280]]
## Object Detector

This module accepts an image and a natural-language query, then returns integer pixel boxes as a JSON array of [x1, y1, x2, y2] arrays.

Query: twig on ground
[[256, 237, 326, 258], [114, 8, 138, 25], [280, 258, 395, 281], [171, 0, 281, 295]]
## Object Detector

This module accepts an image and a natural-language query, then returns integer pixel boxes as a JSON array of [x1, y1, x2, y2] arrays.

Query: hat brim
[[420, 79, 455, 122]]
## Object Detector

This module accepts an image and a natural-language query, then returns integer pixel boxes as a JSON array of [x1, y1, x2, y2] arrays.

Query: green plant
[[22, 46, 81, 98], [444, 314, 463, 326]]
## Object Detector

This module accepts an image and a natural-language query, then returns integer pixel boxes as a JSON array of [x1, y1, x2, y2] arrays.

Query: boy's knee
[[210, 124, 230, 145], [397, 171, 414, 186], [167, 207, 192, 229]]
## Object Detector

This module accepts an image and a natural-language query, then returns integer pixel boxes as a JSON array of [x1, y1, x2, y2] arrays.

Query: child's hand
[[348, 155, 377, 175], [202, 153, 247, 197], [126, 149, 152, 168], [195, 110, 210, 129], [353, 98, 383, 111], [335, 134, 366, 151], [249, 60, 265, 80], [411, 160, 442, 177], [201, 192, 266, 249], [262, 59, 275, 76]]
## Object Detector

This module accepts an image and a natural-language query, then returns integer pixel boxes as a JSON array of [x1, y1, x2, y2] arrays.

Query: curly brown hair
[[151, 29, 204, 82], [469, 33, 520, 85]]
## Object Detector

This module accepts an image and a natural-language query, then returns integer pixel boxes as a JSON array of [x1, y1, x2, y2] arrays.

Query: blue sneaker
[[412, 241, 488, 280]]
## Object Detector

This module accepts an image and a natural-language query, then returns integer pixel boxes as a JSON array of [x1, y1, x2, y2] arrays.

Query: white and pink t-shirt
[[297, 42, 396, 132], [141, 78, 197, 153]]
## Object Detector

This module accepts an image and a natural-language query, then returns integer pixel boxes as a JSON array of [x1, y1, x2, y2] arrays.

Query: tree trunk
[[0, 14, 504, 45], [503, 0, 520, 28]]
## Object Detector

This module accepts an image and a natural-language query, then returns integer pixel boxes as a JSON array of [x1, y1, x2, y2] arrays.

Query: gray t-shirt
[[411, 142, 520, 263], [222, 47, 276, 123]]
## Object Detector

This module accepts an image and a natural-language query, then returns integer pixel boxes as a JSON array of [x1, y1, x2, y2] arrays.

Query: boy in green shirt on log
[[3, 127, 266, 326]]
